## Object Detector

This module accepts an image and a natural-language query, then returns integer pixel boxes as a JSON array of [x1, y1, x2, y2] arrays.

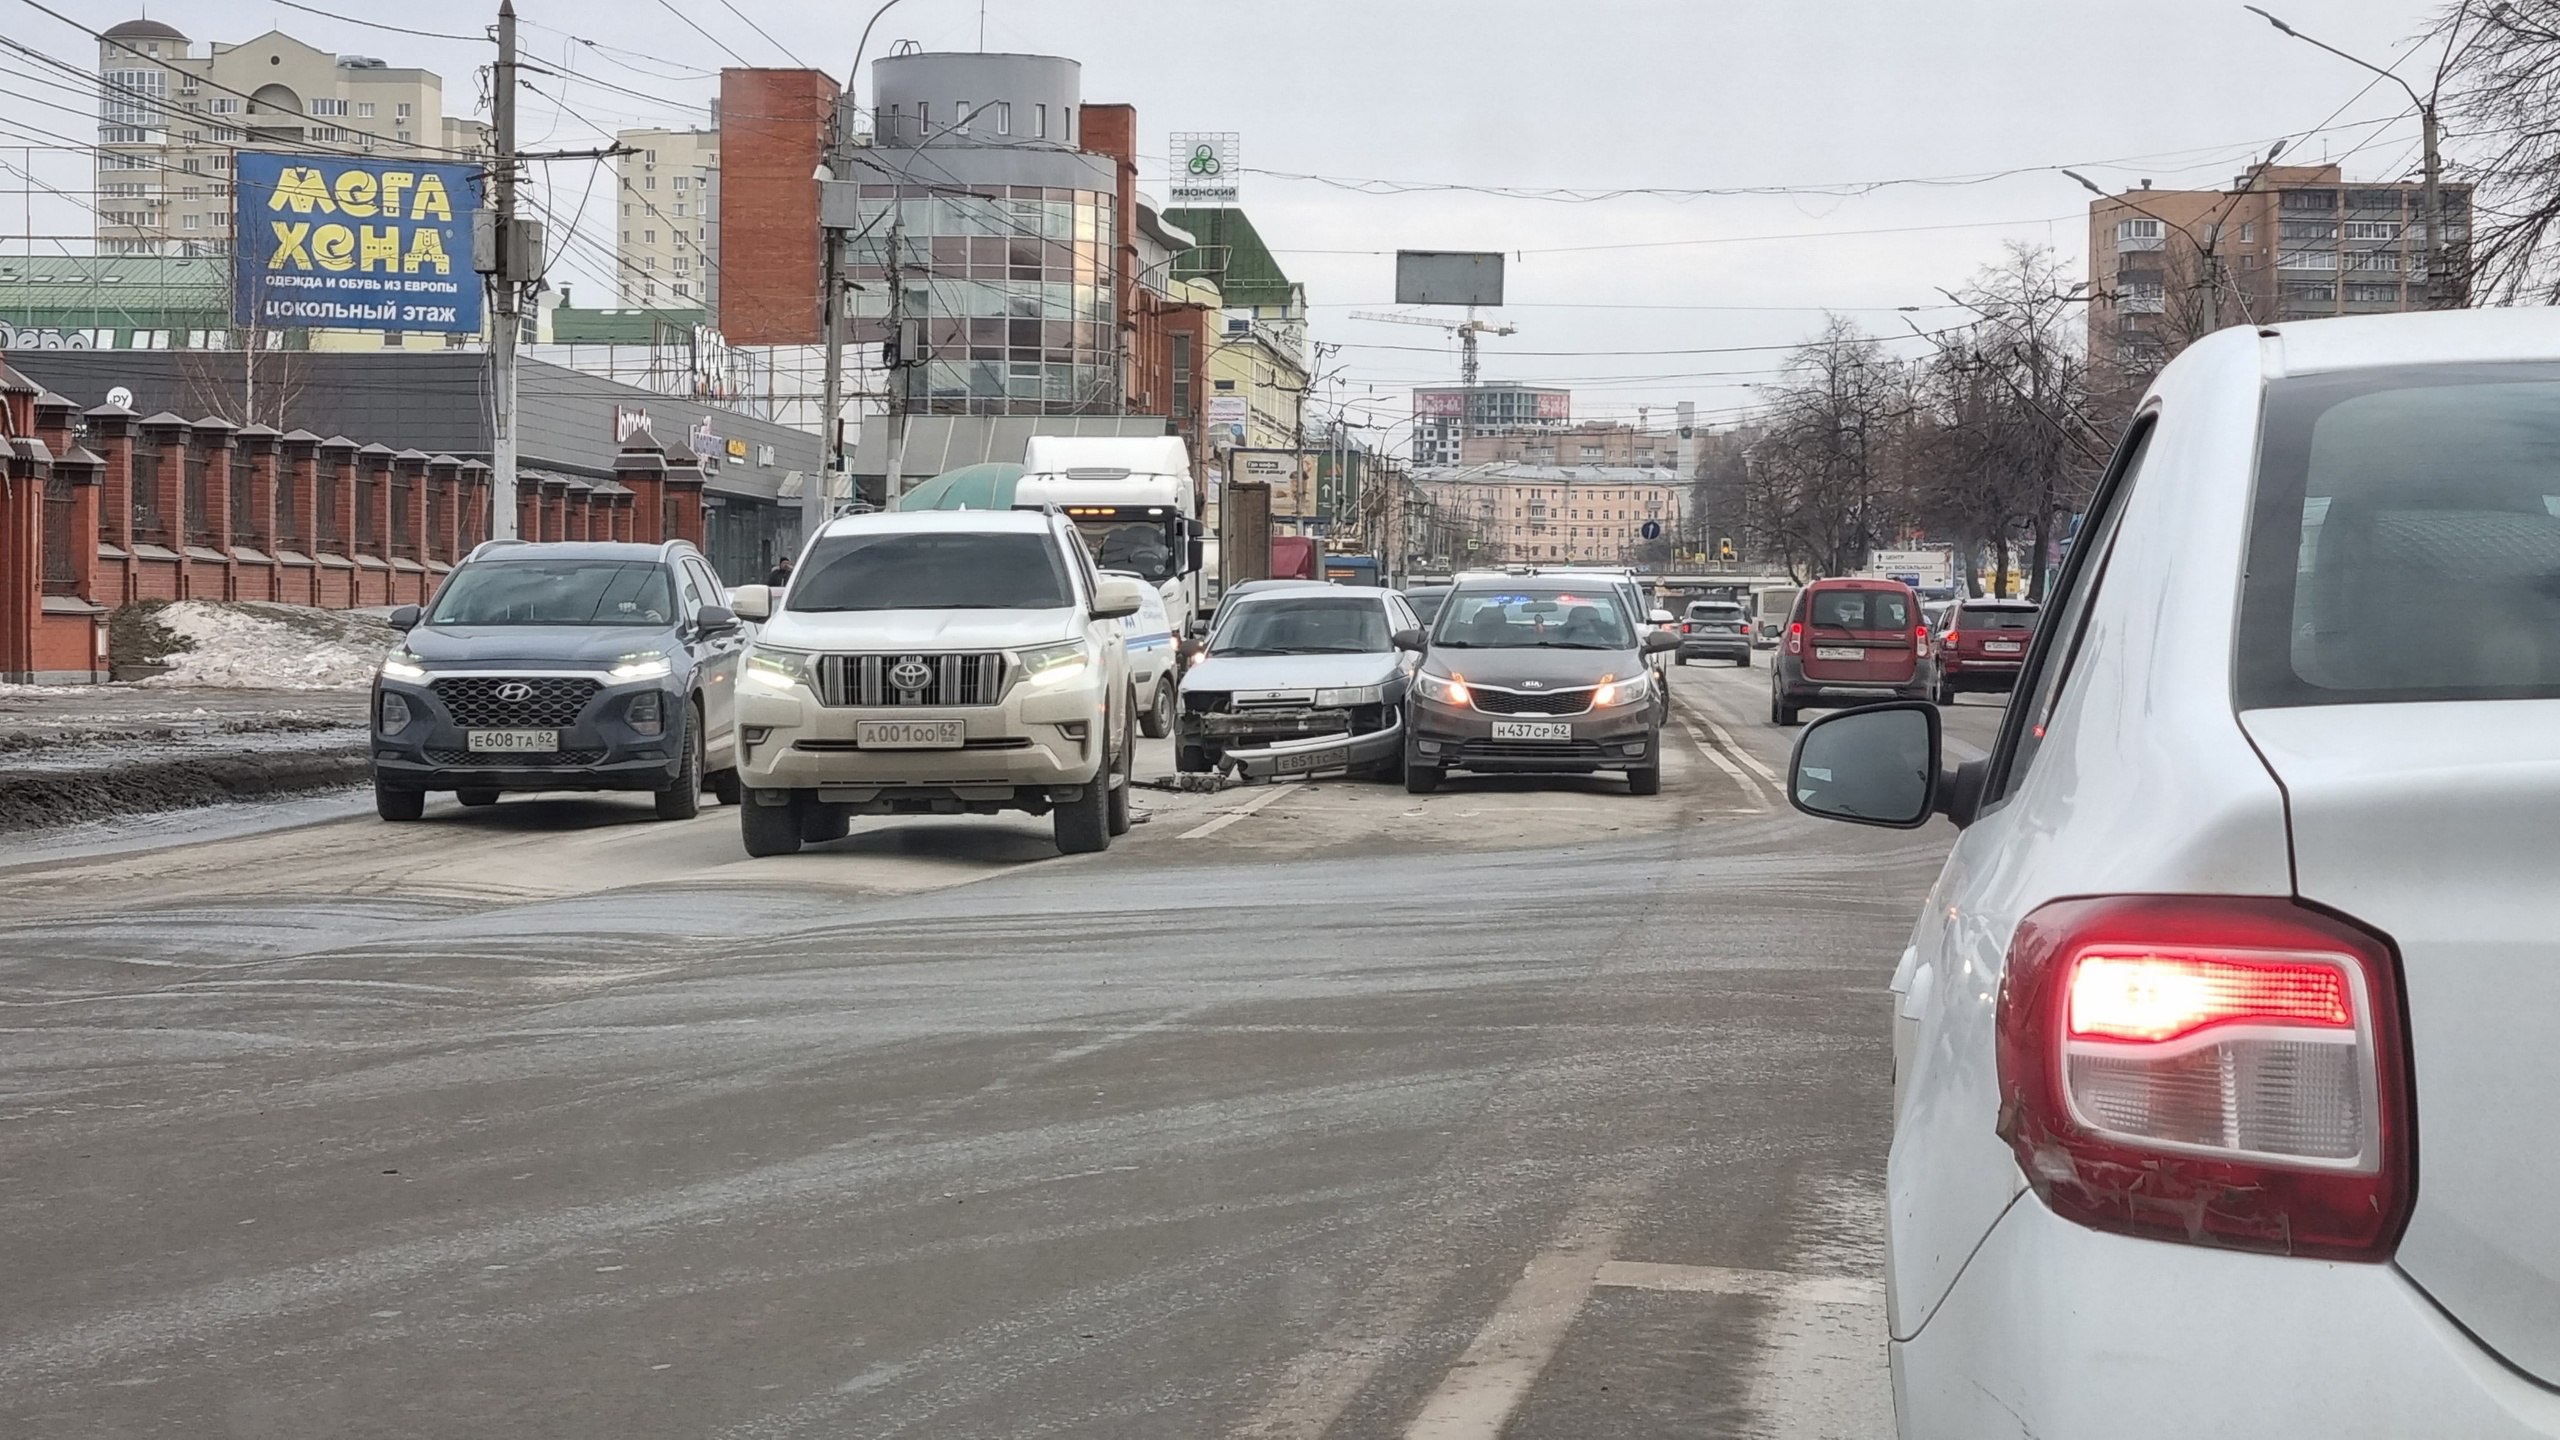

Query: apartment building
[[1410, 383, 1570, 465], [1461, 421, 1681, 469], [1414, 463, 1684, 566], [614, 127, 720, 308], [2085, 163, 2472, 377], [94, 19, 487, 258]]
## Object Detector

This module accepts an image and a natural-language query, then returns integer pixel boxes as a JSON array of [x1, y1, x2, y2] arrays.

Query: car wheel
[[375, 779, 424, 822], [708, 766, 744, 806], [1140, 675, 1175, 739], [1674, 651, 1688, 666], [1770, 678, 1800, 727], [740, 791, 803, 857], [1404, 762, 1442, 794], [1177, 743, 1212, 774], [457, 787, 500, 808], [1628, 762, 1663, 796], [654, 705, 703, 820], [1935, 675, 1956, 707], [1107, 697, 1135, 837], [1056, 726, 1115, 855], [1373, 740, 1406, 784], [1735, 651, 1751, 668], [798, 802, 850, 844]]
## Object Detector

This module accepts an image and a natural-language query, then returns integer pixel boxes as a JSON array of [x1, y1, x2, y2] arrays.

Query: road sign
[[1640, 519, 1662, 541]]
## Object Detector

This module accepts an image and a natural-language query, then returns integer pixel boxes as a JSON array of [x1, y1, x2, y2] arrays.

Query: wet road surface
[[0, 664, 2006, 1438]]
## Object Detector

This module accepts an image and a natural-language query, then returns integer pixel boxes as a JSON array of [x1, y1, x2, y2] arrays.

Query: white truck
[[1017, 436, 1209, 649]]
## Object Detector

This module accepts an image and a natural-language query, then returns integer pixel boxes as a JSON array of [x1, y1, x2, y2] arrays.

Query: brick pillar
[[609, 491, 635, 542], [615, 440, 667, 542], [356, 443, 394, 557], [424, 455, 461, 565], [191, 413, 238, 553], [278, 431, 320, 604], [664, 450, 707, 549], [318, 437, 358, 553], [138, 414, 190, 547], [52, 441, 104, 607], [0, 363, 43, 682], [85, 403, 135, 606], [392, 449, 429, 562], [540, 475, 567, 543], [234, 425, 279, 551]]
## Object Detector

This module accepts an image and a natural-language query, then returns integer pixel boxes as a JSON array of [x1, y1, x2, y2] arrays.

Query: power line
[[652, 0, 755, 68], [709, 0, 810, 68], [266, 0, 485, 43]]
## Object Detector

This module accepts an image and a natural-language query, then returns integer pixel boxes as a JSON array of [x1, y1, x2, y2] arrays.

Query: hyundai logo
[[494, 681, 534, 702], [888, 658, 933, 692]]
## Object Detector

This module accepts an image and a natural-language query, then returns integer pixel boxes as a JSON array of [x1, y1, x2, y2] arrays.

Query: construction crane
[[1348, 309, 1518, 388]]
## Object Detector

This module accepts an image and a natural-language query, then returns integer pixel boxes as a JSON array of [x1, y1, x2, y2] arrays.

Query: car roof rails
[[465, 537, 534, 560]]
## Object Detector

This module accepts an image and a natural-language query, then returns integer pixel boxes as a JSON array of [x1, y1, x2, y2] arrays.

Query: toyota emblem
[[494, 681, 534, 702], [888, 657, 933, 692]]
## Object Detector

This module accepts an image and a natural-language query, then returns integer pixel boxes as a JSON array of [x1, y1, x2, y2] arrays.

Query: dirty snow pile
[[146, 602, 397, 691]]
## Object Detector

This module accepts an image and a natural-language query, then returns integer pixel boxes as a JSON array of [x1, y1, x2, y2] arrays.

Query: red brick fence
[[2, 359, 710, 684]]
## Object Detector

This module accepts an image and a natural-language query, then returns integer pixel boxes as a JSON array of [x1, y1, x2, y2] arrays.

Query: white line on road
[[1179, 782, 1300, 840], [1695, 713, 1785, 789], [1594, 1260, 1880, 1306], [1679, 722, 1769, 813], [1599, 1260, 1892, 1440], [1400, 1188, 1634, 1440]]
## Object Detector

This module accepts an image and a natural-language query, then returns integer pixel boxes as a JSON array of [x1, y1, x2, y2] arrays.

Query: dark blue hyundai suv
[[371, 539, 746, 821]]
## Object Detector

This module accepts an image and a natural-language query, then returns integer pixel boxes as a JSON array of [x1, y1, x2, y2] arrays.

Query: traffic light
[[1717, 538, 1736, 562]]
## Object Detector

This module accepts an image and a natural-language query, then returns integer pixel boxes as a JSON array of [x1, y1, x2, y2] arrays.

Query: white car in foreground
[[1788, 310, 2560, 1437], [727, 509, 1147, 857]]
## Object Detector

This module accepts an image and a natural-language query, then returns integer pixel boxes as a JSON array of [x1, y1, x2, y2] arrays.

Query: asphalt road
[[0, 662, 2009, 1439]]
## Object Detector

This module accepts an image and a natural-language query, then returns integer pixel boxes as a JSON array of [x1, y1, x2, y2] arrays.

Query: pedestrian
[[765, 554, 795, 588]]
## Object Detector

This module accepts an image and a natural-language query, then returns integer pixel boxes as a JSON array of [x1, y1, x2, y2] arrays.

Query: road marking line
[[1230, 1256, 1464, 1440], [1594, 1260, 1881, 1306], [1400, 1191, 1632, 1440], [1695, 713, 1785, 788], [1179, 782, 1299, 839], [1679, 722, 1769, 813]]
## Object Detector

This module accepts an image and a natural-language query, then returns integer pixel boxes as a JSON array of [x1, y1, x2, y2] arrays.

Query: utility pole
[[489, 0, 521, 538], [882, 200, 910, 505], [2419, 104, 2447, 309], [814, 187, 841, 535]]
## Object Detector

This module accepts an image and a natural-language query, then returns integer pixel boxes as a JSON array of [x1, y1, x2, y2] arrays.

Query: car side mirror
[[1648, 608, 1676, 626], [1641, 629, 1682, 654], [694, 604, 738, 636], [387, 604, 421, 632], [1093, 574, 1148, 621], [1187, 536, 1206, 573], [1787, 701, 1944, 829], [728, 584, 773, 621], [1392, 627, 1428, 652]]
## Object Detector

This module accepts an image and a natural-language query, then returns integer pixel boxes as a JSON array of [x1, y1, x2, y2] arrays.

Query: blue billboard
[[234, 153, 484, 334]]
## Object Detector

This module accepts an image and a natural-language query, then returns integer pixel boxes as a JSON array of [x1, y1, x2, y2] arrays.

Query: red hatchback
[[1932, 597, 2038, 704], [1768, 577, 1933, 725]]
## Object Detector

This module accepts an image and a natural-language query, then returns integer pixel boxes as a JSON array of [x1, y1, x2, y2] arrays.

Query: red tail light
[[1995, 896, 2412, 1261], [1735, 623, 1750, 635], [1681, 622, 1693, 634], [1914, 622, 1932, 659], [1786, 621, 1802, 656], [1944, 629, 1960, 649]]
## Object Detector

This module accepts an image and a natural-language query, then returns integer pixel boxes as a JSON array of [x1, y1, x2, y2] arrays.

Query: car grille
[[431, 676, 600, 729], [813, 653, 1004, 708], [1454, 739, 1609, 762], [1184, 690, 1230, 714], [1471, 686, 1594, 717], [425, 747, 607, 767]]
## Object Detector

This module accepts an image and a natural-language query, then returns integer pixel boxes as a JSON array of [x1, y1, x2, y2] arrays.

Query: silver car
[[1177, 585, 1419, 781]]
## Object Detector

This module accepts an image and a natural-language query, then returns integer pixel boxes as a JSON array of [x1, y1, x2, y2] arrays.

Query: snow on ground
[[146, 602, 396, 691]]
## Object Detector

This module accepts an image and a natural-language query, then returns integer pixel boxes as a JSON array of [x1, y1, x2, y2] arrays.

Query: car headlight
[[742, 645, 812, 692], [1593, 674, 1652, 708], [1412, 671, 1471, 707], [607, 652, 674, 683], [380, 648, 427, 682], [1016, 639, 1091, 688], [1315, 683, 1386, 708]]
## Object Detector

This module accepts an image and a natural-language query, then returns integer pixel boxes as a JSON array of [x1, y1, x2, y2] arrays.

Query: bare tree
[[1746, 318, 1906, 580], [2435, 0, 2554, 300]]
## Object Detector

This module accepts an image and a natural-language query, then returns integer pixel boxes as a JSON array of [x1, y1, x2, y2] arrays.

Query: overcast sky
[[5, 0, 2454, 434]]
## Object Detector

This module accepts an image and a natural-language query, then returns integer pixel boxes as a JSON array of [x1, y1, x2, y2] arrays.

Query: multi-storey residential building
[[614, 127, 720, 309], [1461, 421, 1680, 469], [2085, 163, 2472, 378], [1410, 383, 1570, 465], [93, 18, 487, 259], [1413, 463, 1684, 566]]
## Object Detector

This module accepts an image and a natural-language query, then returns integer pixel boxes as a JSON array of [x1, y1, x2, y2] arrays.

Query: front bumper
[[1408, 695, 1656, 773], [1209, 711, 1404, 780], [733, 678, 1105, 801], [1894, 1194, 2560, 1438], [371, 676, 682, 793]]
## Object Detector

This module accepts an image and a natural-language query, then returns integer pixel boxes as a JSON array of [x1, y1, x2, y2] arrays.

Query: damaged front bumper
[[1184, 706, 1404, 780]]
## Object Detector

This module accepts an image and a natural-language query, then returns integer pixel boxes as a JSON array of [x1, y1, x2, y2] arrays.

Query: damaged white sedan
[[1176, 585, 1419, 782]]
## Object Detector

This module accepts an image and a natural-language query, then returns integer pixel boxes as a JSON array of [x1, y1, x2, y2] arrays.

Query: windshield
[[1074, 519, 1178, 584], [1432, 586, 1639, 650], [1404, 589, 1451, 625], [427, 560, 674, 627], [789, 530, 1071, 612], [1810, 589, 1913, 633], [1209, 595, 1393, 655]]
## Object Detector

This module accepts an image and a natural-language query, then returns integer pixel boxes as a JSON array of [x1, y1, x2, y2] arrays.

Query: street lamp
[[2064, 166, 2269, 343], [2245, 5, 2452, 308]]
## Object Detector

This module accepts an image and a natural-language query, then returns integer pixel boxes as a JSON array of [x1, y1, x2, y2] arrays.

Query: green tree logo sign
[[1187, 144, 1222, 178]]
